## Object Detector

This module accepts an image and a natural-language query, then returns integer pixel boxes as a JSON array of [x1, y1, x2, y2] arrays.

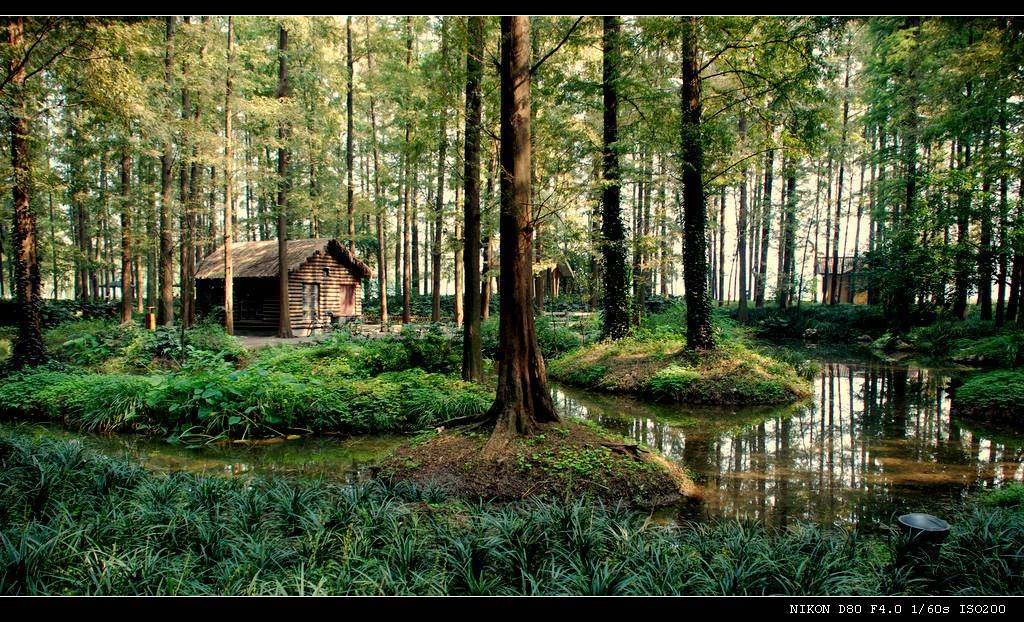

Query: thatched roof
[[195, 238, 373, 280]]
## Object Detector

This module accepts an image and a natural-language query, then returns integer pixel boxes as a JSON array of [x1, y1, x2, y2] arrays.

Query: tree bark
[[223, 15, 235, 335], [401, 17, 414, 324], [462, 16, 484, 382], [365, 17, 388, 328], [601, 16, 629, 340], [158, 16, 175, 327], [737, 111, 749, 322], [7, 16, 45, 367], [755, 147, 773, 307], [345, 16, 356, 253], [276, 24, 294, 338], [431, 19, 449, 324], [679, 17, 714, 350], [119, 145, 132, 324], [486, 16, 559, 456]]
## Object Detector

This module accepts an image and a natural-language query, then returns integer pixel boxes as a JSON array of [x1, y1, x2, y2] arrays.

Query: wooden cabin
[[195, 238, 373, 336], [815, 255, 867, 304]]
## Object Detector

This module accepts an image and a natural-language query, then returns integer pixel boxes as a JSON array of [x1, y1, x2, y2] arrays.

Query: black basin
[[897, 513, 950, 545]]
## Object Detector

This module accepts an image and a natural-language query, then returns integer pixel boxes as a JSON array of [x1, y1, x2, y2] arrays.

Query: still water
[[5, 360, 1023, 530], [0, 422, 402, 483], [555, 361, 1024, 530]]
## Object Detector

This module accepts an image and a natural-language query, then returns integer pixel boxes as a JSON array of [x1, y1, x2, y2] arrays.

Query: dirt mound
[[381, 420, 697, 509]]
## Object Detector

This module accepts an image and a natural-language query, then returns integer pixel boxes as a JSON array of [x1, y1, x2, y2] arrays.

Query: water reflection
[[0, 422, 401, 484], [553, 361, 1024, 530]]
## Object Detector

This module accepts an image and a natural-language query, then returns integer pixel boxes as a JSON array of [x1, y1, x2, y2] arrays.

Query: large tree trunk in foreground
[[679, 17, 714, 350], [462, 16, 484, 382], [223, 16, 235, 335], [486, 16, 558, 456], [276, 25, 294, 338], [7, 16, 46, 368], [601, 16, 629, 340], [158, 16, 175, 327]]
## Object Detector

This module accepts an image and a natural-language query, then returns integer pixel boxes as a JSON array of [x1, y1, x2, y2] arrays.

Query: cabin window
[[303, 283, 320, 321], [322, 268, 330, 279]]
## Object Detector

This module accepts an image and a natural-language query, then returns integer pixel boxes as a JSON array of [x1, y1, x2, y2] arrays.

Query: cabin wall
[[287, 251, 363, 336], [196, 250, 363, 335]]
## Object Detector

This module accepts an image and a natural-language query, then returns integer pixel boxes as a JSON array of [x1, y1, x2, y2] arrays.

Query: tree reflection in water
[[552, 361, 1024, 531]]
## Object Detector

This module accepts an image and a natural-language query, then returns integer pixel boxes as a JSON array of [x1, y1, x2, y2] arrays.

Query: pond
[[554, 360, 1024, 531], [0, 421, 403, 484], [5, 359, 1022, 532]]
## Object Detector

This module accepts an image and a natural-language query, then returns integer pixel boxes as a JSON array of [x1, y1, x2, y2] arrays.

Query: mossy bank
[[952, 369, 1024, 425], [381, 419, 695, 509], [548, 336, 812, 405]]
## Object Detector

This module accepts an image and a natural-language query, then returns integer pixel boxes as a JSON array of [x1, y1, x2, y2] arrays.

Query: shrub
[[953, 369, 1024, 422], [979, 483, 1024, 509], [952, 331, 1024, 368], [482, 316, 582, 360], [0, 298, 118, 328], [741, 304, 888, 343]]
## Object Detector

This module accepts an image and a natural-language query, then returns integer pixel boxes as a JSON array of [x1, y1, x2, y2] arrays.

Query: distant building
[[815, 255, 867, 304], [195, 238, 373, 335]]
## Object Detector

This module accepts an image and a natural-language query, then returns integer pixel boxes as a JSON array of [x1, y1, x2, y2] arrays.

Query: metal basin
[[897, 513, 951, 546]]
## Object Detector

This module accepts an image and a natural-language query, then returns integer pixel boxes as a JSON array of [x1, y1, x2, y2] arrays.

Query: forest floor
[[381, 419, 696, 509]]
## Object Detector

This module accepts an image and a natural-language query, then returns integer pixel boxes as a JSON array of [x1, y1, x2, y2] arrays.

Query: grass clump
[[550, 336, 810, 406], [0, 364, 490, 442], [2, 434, 1022, 595], [979, 483, 1024, 509], [953, 369, 1024, 423]]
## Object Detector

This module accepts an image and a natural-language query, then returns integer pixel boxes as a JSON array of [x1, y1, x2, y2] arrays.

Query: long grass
[[1, 434, 1021, 595]]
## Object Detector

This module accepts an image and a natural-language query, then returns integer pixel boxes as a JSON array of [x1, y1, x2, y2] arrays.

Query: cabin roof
[[195, 238, 373, 280], [815, 255, 862, 275]]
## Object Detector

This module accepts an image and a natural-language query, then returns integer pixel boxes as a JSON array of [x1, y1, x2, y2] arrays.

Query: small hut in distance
[[196, 238, 373, 335], [815, 255, 867, 304]]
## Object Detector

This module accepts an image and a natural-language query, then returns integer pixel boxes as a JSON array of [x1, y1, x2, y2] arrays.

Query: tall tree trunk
[[830, 46, 851, 305], [431, 22, 449, 323], [486, 16, 559, 456], [158, 16, 176, 327], [223, 16, 235, 335], [345, 16, 356, 252], [119, 145, 132, 324], [679, 17, 714, 350], [365, 17, 388, 328], [276, 24, 294, 338], [996, 103, 1009, 326], [755, 147, 773, 307], [401, 17, 414, 324], [462, 16, 484, 382], [737, 111, 749, 322], [979, 129, 994, 320], [7, 16, 45, 367], [780, 158, 798, 308], [718, 188, 726, 305], [601, 16, 629, 339]]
